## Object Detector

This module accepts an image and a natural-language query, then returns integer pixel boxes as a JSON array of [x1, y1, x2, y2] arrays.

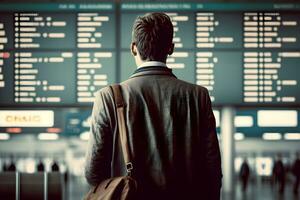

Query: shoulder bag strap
[[110, 84, 133, 176]]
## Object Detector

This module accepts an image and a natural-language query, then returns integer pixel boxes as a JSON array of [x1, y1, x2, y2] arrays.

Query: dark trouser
[[276, 176, 285, 194], [241, 176, 249, 191], [294, 176, 300, 194]]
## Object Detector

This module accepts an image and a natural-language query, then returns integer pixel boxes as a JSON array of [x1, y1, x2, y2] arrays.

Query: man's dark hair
[[132, 12, 174, 62]]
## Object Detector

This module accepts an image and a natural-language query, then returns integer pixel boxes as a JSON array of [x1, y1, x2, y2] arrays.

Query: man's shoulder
[[93, 86, 113, 101], [176, 78, 208, 92], [169, 78, 210, 98]]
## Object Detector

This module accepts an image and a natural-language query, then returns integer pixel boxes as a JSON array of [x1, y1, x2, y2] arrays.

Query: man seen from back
[[85, 12, 222, 200]]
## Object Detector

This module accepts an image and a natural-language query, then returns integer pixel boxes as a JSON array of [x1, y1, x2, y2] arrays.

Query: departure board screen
[[120, 3, 300, 106], [0, 3, 116, 105], [0, 3, 300, 106]]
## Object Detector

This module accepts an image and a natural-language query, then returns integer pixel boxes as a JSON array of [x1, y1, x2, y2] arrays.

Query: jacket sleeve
[[84, 88, 114, 186], [202, 88, 222, 199]]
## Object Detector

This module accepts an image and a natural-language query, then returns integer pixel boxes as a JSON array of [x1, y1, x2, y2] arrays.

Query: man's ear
[[168, 43, 174, 55], [130, 42, 137, 56]]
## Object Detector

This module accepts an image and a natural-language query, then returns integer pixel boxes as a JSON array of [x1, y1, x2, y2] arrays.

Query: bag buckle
[[126, 162, 133, 173]]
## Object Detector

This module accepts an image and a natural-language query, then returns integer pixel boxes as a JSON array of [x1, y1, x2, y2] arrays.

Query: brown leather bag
[[83, 85, 137, 200]]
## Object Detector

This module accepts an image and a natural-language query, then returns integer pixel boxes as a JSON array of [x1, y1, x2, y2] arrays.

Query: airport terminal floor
[[1, 135, 300, 200], [223, 183, 300, 200], [68, 176, 300, 200]]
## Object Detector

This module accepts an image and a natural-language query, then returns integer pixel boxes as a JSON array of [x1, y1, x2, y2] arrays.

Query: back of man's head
[[132, 12, 174, 62]]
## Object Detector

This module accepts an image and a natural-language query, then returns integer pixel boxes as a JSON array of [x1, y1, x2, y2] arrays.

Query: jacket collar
[[130, 66, 177, 79], [138, 61, 167, 69]]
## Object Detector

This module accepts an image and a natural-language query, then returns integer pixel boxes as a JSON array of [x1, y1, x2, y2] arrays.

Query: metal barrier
[[0, 172, 64, 200], [0, 172, 16, 200]]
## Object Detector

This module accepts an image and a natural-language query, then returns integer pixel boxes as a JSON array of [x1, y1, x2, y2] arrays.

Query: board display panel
[[0, 3, 116, 105], [0, 3, 300, 106], [120, 3, 300, 106]]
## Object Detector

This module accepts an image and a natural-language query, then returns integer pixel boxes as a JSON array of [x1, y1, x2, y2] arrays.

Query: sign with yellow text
[[0, 110, 54, 127]]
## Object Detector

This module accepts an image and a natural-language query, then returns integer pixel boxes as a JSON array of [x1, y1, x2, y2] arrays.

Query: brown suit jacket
[[85, 66, 222, 199]]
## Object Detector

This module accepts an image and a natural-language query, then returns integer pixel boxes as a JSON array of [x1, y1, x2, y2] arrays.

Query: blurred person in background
[[239, 158, 250, 192], [292, 152, 300, 195], [7, 159, 16, 171], [36, 159, 45, 172], [2, 159, 8, 171], [272, 154, 285, 194], [51, 160, 60, 172]]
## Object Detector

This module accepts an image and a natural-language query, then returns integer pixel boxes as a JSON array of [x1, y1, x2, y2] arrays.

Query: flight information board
[[0, 3, 300, 106], [0, 3, 116, 105], [120, 3, 300, 106]]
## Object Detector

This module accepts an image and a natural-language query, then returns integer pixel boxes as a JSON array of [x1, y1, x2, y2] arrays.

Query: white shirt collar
[[138, 61, 167, 69]]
